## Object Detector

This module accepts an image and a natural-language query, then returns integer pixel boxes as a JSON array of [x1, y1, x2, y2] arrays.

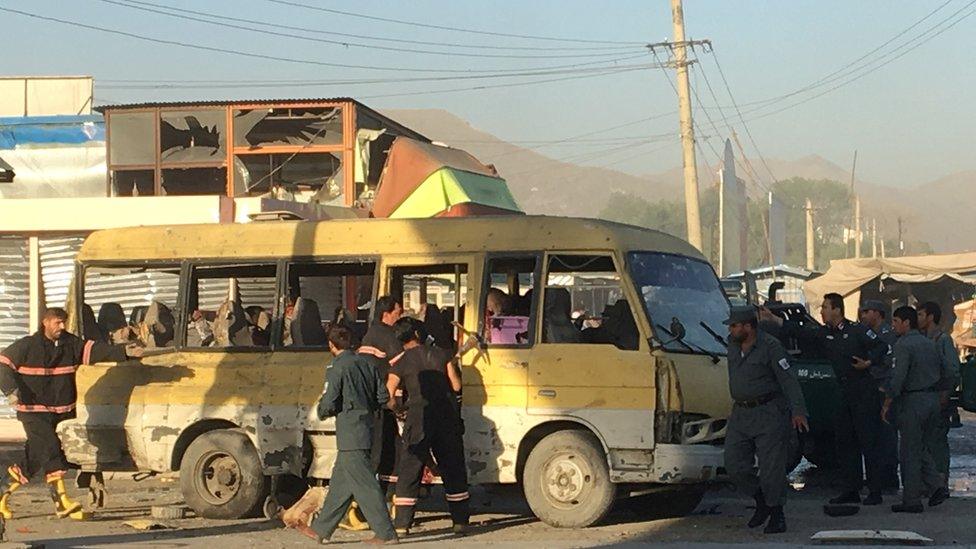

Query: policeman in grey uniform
[[859, 299, 900, 491], [918, 301, 960, 494], [724, 306, 809, 534], [882, 306, 949, 513]]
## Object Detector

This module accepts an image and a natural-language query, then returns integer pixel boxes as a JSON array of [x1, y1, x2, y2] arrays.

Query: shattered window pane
[[160, 109, 226, 163], [108, 112, 155, 165], [161, 167, 227, 196], [111, 169, 155, 196], [233, 152, 343, 201], [233, 107, 343, 148]]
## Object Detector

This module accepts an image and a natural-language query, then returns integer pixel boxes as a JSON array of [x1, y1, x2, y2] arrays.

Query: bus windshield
[[627, 252, 729, 356]]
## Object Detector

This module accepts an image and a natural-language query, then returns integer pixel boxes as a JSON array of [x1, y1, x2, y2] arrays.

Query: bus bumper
[[610, 443, 724, 484]]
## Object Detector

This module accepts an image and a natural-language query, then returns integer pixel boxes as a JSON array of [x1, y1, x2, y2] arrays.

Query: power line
[[0, 6, 647, 75], [265, 0, 646, 46], [105, 0, 639, 52], [97, 0, 647, 60], [708, 50, 778, 186]]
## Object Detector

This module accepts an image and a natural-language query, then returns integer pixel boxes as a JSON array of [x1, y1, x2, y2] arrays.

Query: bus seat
[[97, 302, 127, 334], [82, 304, 106, 342], [213, 300, 253, 347], [130, 305, 149, 326], [604, 299, 639, 351], [143, 300, 176, 347], [291, 298, 328, 347], [543, 287, 580, 344]]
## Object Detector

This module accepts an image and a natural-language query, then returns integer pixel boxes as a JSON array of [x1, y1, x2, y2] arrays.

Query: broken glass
[[160, 110, 226, 163], [233, 107, 343, 148], [232, 152, 342, 201], [111, 169, 154, 196]]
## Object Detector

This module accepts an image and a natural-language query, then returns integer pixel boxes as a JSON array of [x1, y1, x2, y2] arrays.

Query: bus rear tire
[[180, 429, 269, 519], [522, 430, 615, 528]]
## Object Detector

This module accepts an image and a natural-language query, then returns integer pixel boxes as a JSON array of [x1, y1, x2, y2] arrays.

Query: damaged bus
[[61, 216, 731, 528]]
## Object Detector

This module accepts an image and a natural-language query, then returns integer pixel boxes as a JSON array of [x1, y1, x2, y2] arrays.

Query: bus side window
[[83, 265, 181, 349], [185, 263, 277, 349], [388, 264, 468, 351], [543, 254, 639, 350], [481, 256, 538, 347], [284, 262, 376, 348]]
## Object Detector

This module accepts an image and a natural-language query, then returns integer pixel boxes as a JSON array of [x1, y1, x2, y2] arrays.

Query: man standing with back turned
[[296, 326, 397, 544], [724, 306, 809, 534]]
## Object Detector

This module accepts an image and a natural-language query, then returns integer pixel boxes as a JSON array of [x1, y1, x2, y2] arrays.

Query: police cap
[[859, 300, 887, 314]]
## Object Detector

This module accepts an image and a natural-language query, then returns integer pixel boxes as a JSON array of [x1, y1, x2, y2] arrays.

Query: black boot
[[393, 505, 415, 535], [448, 499, 470, 535], [763, 506, 786, 534], [829, 491, 861, 505], [747, 490, 770, 528], [928, 487, 950, 507]]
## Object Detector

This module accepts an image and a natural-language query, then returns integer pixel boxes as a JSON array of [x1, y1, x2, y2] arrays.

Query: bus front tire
[[522, 430, 615, 528], [179, 429, 269, 519]]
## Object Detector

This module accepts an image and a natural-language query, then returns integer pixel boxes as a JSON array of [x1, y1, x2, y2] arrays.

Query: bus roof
[[77, 215, 703, 263]]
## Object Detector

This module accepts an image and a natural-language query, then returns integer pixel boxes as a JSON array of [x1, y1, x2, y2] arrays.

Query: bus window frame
[[180, 259, 284, 353], [478, 251, 544, 350], [282, 257, 380, 353]]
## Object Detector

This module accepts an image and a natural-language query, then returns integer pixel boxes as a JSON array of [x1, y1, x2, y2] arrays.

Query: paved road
[[3, 414, 976, 547]]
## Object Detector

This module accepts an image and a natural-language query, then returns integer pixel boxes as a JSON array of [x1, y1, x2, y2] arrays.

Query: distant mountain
[[383, 109, 975, 253]]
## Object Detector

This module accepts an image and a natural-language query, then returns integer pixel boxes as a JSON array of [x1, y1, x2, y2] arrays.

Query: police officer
[[761, 292, 889, 505], [297, 326, 397, 544], [387, 318, 469, 536], [882, 306, 949, 512], [859, 300, 900, 491], [917, 301, 960, 495], [362, 295, 405, 490], [724, 306, 808, 534], [0, 307, 139, 522]]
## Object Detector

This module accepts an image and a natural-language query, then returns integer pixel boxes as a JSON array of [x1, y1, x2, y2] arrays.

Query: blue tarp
[[0, 115, 104, 149]]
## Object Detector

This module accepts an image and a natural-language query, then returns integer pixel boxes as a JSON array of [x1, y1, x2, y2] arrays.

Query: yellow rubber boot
[[0, 465, 27, 520], [46, 474, 88, 520], [337, 501, 369, 531]]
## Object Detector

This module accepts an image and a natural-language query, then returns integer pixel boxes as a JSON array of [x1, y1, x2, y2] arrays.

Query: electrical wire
[[265, 0, 646, 46], [0, 6, 648, 75], [96, 0, 646, 60]]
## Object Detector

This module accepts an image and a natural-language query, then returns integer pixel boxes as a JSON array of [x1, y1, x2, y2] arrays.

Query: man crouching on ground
[[293, 325, 398, 544]]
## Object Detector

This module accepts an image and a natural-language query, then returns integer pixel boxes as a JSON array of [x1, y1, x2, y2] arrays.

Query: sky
[[2, 0, 973, 187]]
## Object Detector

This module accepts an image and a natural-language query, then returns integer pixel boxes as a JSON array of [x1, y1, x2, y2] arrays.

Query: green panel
[[390, 168, 522, 218]]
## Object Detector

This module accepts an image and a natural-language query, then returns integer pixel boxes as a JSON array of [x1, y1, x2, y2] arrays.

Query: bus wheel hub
[[546, 457, 588, 503]]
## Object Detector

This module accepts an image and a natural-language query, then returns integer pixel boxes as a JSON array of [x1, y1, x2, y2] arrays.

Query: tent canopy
[[372, 137, 522, 218], [803, 252, 976, 319]]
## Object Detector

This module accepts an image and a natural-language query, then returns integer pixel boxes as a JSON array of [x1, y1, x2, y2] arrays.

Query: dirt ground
[[3, 414, 976, 548]]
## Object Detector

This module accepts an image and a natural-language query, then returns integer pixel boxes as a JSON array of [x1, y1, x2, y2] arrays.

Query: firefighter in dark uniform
[[917, 301, 960, 496], [296, 326, 397, 544], [859, 300, 900, 491], [761, 292, 889, 505], [724, 306, 808, 534], [361, 295, 404, 490], [387, 318, 469, 536], [882, 306, 949, 512], [0, 307, 137, 522]]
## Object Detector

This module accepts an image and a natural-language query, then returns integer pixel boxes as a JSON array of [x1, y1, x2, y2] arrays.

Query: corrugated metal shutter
[[0, 237, 29, 350], [39, 236, 86, 309], [0, 237, 29, 418], [85, 269, 181, 324]]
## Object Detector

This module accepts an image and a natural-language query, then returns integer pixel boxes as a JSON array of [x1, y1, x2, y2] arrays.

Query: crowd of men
[[723, 293, 960, 534]]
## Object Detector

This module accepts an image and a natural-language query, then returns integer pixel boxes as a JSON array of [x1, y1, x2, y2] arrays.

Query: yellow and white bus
[[61, 215, 731, 527]]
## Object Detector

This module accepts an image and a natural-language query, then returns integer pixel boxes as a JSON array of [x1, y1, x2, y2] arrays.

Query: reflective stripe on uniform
[[81, 340, 95, 366], [357, 346, 387, 359], [15, 403, 76, 414], [445, 491, 470, 502], [393, 497, 417, 506], [0, 354, 14, 369], [389, 352, 405, 366], [15, 365, 79, 376]]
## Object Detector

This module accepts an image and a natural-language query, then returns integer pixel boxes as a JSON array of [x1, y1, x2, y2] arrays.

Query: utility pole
[[871, 218, 878, 258], [846, 150, 858, 258], [670, 0, 702, 251], [854, 195, 862, 258], [805, 198, 815, 271]]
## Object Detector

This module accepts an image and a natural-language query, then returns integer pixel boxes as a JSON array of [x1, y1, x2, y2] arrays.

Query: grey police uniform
[[886, 330, 944, 506], [870, 321, 900, 491], [725, 330, 808, 507], [926, 327, 961, 487]]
